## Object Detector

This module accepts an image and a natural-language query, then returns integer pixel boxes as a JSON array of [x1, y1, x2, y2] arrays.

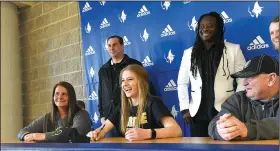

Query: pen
[[100, 124, 106, 131], [87, 124, 106, 139], [94, 124, 106, 141]]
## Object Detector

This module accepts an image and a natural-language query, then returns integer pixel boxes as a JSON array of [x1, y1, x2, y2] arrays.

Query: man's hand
[[217, 113, 232, 124], [216, 113, 248, 141], [181, 109, 194, 125], [125, 128, 151, 141]]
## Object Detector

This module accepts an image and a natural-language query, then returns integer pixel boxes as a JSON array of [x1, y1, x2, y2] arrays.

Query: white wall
[[1, 2, 22, 141]]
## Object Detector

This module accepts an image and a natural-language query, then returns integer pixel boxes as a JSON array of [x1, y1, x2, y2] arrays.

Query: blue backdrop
[[79, 1, 279, 136]]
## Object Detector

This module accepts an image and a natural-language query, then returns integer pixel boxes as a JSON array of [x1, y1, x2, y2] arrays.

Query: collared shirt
[[110, 62, 122, 94], [195, 44, 223, 120], [110, 56, 125, 91]]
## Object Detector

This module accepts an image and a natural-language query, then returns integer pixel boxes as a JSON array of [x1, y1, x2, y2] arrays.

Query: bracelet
[[151, 129, 156, 139]]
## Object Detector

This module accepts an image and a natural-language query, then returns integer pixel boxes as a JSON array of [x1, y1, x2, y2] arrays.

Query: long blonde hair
[[119, 64, 150, 135]]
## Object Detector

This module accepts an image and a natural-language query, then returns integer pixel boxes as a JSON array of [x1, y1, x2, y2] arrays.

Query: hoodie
[[208, 91, 279, 140]]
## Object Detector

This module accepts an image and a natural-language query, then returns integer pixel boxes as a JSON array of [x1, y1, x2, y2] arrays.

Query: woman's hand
[[87, 120, 115, 141], [87, 127, 105, 141], [24, 133, 45, 142], [23, 133, 34, 142], [125, 128, 151, 141]]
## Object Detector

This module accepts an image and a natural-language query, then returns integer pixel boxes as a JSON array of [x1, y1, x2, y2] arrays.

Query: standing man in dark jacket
[[98, 35, 148, 137], [208, 55, 279, 140]]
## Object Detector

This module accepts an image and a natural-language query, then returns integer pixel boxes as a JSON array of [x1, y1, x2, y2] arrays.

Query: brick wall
[[19, 2, 85, 126]]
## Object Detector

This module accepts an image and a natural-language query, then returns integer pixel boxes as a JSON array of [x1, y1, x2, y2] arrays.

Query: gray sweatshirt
[[208, 91, 279, 140], [17, 110, 92, 141]]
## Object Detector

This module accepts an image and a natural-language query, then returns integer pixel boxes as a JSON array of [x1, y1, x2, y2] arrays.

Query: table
[[1, 137, 279, 151]]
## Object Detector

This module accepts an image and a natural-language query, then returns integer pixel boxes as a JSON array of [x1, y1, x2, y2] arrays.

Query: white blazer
[[177, 42, 246, 117]]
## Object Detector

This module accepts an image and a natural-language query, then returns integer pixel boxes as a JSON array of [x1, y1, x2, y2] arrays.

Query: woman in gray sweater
[[18, 81, 92, 142]]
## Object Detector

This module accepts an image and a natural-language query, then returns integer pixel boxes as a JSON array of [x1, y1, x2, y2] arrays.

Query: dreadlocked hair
[[190, 12, 229, 78]]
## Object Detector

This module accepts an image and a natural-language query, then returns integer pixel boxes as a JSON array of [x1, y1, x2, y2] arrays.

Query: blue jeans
[[104, 126, 122, 138]]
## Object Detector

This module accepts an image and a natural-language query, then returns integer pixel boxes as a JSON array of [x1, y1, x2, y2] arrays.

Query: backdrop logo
[[142, 56, 154, 67], [188, 16, 197, 31], [137, 5, 150, 17], [85, 22, 92, 33], [104, 39, 108, 51], [161, 24, 176, 37], [82, 2, 92, 13], [85, 45, 95, 56], [247, 35, 269, 50], [220, 11, 232, 23], [248, 1, 263, 18], [140, 29, 149, 42], [183, 1, 191, 4], [171, 105, 178, 118], [164, 49, 175, 64], [161, 1, 171, 10], [100, 1, 106, 6], [100, 18, 110, 29], [89, 67, 95, 78], [92, 112, 99, 123], [244, 60, 251, 68], [123, 36, 131, 46], [118, 10, 127, 23], [164, 79, 177, 91], [88, 91, 98, 100]]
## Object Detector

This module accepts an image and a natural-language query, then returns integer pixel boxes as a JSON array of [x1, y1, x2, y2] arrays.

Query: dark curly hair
[[191, 12, 229, 78]]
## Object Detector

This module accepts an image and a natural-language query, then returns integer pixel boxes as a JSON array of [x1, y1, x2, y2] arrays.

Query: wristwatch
[[151, 129, 156, 139]]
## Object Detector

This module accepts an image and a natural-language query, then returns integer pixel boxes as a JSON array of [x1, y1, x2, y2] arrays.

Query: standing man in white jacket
[[177, 12, 246, 137]]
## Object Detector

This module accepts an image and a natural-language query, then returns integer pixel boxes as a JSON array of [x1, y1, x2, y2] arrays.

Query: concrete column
[[1, 2, 22, 141]]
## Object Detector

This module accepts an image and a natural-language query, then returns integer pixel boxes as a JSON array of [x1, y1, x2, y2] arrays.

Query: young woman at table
[[17, 81, 92, 142], [88, 64, 182, 141]]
